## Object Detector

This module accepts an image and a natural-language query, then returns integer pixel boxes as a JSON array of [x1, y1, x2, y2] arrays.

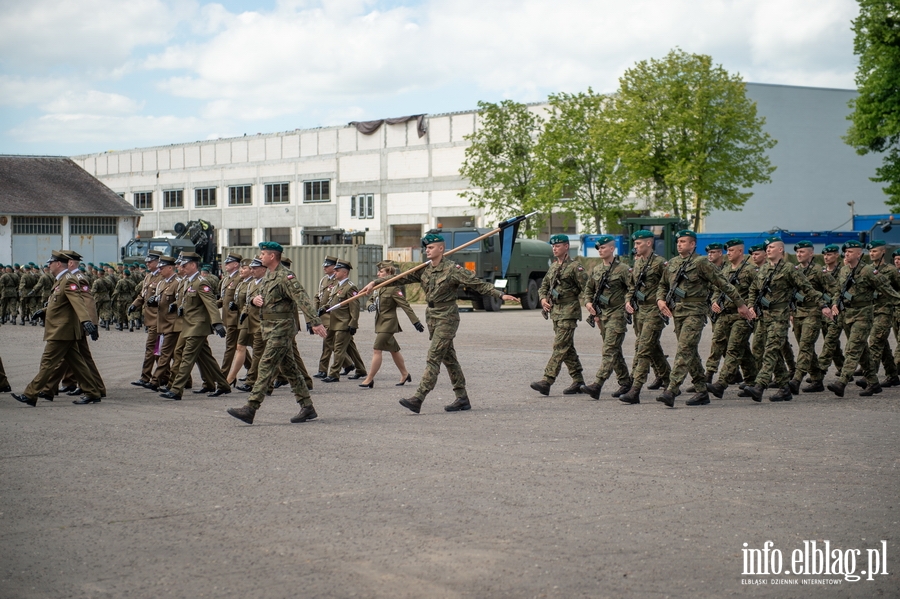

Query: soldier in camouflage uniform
[[91, 265, 114, 329], [619, 230, 671, 404], [700, 243, 728, 388], [227, 242, 328, 424], [0, 266, 19, 324], [786, 241, 839, 394], [530, 234, 588, 397], [817, 245, 846, 377], [744, 239, 832, 402], [579, 236, 631, 400], [707, 239, 758, 399], [861, 240, 900, 387], [893, 248, 900, 370], [657, 230, 752, 407], [360, 232, 520, 414], [827, 240, 900, 397]]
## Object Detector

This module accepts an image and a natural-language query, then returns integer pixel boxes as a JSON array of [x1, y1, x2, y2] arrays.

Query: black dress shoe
[[66, 387, 84, 396], [11, 393, 37, 407], [530, 380, 551, 396], [444, 396, 471, 412], [207, 388, 232, 397], [341, 366, 354, 375], [313, 372, 327, 379], [59, 384, 77, 393], [72, 396, 101, 405], [157, 386, 170, 394], [236, 384, 253, 392], [399, 397, 423, 413], [322, 376, 339, 383], [130, 380, 148, 387], [358, 381, 374, 388], [192, 387, 215, 394], [227, 405, 256, 424], [38, 391, 54, 401], [273, 380, 287, 388], [0, 384, 12, 393], [348, 372, 366, 380], [395, 374, 412, 386], [145, 383, 159, 391], [160, 391, 182, 400], [290, 405, 318, 423], [685, 392, 711, 406]]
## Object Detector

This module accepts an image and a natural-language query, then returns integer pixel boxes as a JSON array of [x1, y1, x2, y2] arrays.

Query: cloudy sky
[[0, 0, 860, 157]]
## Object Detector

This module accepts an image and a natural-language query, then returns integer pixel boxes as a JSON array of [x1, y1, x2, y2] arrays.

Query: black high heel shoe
[[359, 381, 374, 389], [396, 374, 412, 386]]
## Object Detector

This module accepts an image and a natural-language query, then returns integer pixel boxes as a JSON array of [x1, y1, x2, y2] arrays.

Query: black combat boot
[[745, 385, 765, 402], [801, 380, 825, 393], [399, 397, 423, 413], [827, 381, 846, 397], [444, 396, 471, 412], [860, 383, 883, 396], [685, 384, 696, 393], [707, 381, 727, 399], [855, 378, 868, 388], [880, 375, 899, 387], [580, 381, 603, 400], [685, 392, 711, 406], [227, 405, 256, 424], [562, 381, 584, 395], [611, 379, 632, 398], [769, 385, 793, 402], [618, 387, 640, 404], [530, 380, 551, 396], [290, 405, 317, 422], [656, 390, 675, 408], [646, 377, 667, 390], [788, 379, 800, 395]]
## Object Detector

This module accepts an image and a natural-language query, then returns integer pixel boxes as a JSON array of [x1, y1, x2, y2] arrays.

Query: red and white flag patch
[[202, 285, 211, 292], [69, 284, 79, 291]]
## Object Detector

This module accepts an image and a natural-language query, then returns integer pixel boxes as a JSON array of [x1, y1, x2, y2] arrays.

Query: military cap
[[145, 253, 160, 263], [842, 240, 864, 250], [631, 230, 654, 241], [793, 240, 814, 251], [249, 257, 264, 268], [705, 243, 723, 252], [749, 244, 765, 253], [201, 264, 212, 272], [675, 230, 697, 239], [123, 269, 131, 275], [893, 248, 900, 258], [764, 236, 782, 247], [823, 244, 840, 253], [867, 240, 886, 249], [334, 259, 353, 270], [421, 233, 444, 247], [258, 241, 283, 253], [724, 238, 744, 249], [322, 255, 338, 267], [78, 264, 86, 271], [594, 235, 615, 249], [13, 263, 20, 268], [281, 256, 293, 268], [224, 253, 243, 264], [377, 259, 396, 270], [158, 255, 177, 266], [116, 262, 124, 266], [548, 234, 569, 245], [240, 258, 251, 267], [180, 251, 201, 262]]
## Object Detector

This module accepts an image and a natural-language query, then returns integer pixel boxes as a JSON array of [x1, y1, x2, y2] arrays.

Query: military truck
[[426, 227, 553, 311], [619, 216, 690, 260], [122, 220, 218, 269]]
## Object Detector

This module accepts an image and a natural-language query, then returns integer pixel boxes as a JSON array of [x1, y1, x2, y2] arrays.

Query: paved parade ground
[[1, 306, 898, 598]]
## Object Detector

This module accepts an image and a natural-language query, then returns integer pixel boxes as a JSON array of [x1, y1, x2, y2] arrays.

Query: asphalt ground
[[1, 306, 898, 599]]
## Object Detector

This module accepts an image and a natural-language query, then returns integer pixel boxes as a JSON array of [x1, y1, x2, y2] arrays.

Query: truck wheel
[[471, 297, 485, 310], [483, 294, 503, 312], [520, 278, 540, 310]]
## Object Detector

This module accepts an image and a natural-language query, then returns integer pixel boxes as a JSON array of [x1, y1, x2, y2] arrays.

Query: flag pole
[[325, 211, 538, 313]]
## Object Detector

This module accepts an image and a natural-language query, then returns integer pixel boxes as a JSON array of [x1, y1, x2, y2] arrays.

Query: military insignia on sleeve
[[397, 290, 403, 296], [69, 284, 79, 291], [577, 266, 584, 271], [352, 291, 357, 296], [188, 287, 194, 293], [202, 285, 211, 292], [455, 264, 461, 268], [287, 274, 294, 279], [874, 270, 879, 274], [82, 285, 89, 291]]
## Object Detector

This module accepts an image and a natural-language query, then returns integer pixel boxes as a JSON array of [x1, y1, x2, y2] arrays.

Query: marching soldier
[[91, 265, 114, 330], [218, 253, 250, 376], [146, 256, 181, 391], [656, 230, 752, 407], [702, 242, 731, 388], [817, 244, 846, 377], [313, 256, 354, 378], [530, 234, 588, 397], [11, 251, 102, 406], [0, 319, 10, 392], [862, 240, 900, 387], [893, 248, 900, 370], [129, 253, 163, 387], [322, 260, 367, 382], [224, 259, 255, 386], [580, 235, 631, 400], [114, 270, 136, 330], [359, 233, 520, 414], [0, 266, 18, 324], [17, 265, 36, 324], [227, 242, 327, 425], [235, 258, 267, 392]]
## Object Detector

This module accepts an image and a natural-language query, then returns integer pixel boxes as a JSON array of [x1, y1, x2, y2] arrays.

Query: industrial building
[[69, 83, 889, 256]]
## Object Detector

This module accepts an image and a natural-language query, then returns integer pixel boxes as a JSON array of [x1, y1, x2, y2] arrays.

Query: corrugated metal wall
[[222, 245, 383, 297]]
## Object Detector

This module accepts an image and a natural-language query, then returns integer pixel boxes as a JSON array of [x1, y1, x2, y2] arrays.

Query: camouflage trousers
[[543, 318, 583, 384], [791, 313, 824, 383], [893, 314, 900, 369], [818, 313, 845, 373], [96, 299, 114, 323], [837, 307, 876, 386], [711, 313, 757, 385], [1, 297, 18, 320], [415, 313, 466, 401], [630, 307, 669, 388], [589, 309, 630, 386], [114, 300, 130, 325], [248, 321, 311, 410], [867, 311, 897, 378], [753, 310, 792, 388], [666, 311, 707, 393], [704, 317, 726, 377]]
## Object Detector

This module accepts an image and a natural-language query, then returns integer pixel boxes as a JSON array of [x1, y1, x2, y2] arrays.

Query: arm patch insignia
[[202, 285, 211, 292], [69, 284, 79, 291], [287, 274, 295, 279]]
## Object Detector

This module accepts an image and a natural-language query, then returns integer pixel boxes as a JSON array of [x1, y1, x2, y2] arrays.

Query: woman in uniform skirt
[[358, 260, 424, 388]]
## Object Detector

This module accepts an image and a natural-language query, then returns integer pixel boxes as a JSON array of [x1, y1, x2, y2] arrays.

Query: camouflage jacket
[[833, 262, 900, 322], [383, 259, 502, 321], [869, 258, 900, 314], [581, 258, 629, 314], [657, 253, 745, 315], [747, 260, 824, 316], [712, 258, 755, 312], [625, 253, 667, 314], [793, 261, 839, 317], [539, 256, 587, 321], [258, 264, 322, 335]]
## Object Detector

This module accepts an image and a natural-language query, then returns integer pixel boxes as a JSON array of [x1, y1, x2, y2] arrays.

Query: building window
[[195, 187, 217, 207], [117, 193, 125, 199], [163, 189, 184, 209], [351, 194, 374, 219], [265, 227, 291, 245], [12, 216, 61, 235], [265, 182, 290, 204], [304, 179, 330, 203], [229, 185, 252, 206], [134, 191, 153, 210], [229, 228, 253, 245], [70, 217, 117, 236]]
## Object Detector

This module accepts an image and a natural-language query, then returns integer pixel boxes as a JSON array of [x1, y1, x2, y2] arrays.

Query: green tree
[[459, 100, 545, 233], [614, 49, 777, 230], [844, 0, 900, 207], [534, 89, 633, 234]]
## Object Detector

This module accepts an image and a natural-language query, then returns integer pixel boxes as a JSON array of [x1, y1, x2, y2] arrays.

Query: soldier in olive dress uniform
[[322, 260, 367, 382]]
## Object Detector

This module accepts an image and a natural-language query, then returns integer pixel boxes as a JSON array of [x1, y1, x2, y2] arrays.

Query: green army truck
[[427, 227, 553, 312]]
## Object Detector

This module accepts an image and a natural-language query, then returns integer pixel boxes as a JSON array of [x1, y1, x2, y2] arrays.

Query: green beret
[[823, 244, 840, 253], [201, 264, 212, 272], [123, 269, 131, 275], [842, 240, 864, 250], [421, 233, 444, 247], [594, 235, 615, 249], [675, 230, 696, 240], [793, 240, 814, 251], [705, 243, 723, 252], [13, 263, 20, 268], [548, 234, 569, 245], [724, 238, 744, 249], [78, 264, 86, 271], [749, 244, 765, 253], [893, 248, 900, 258], [764, 236, 782, 247], [631, 230, 654, 241], [258, 241, 284, 253], [867, 240, 886, 249]]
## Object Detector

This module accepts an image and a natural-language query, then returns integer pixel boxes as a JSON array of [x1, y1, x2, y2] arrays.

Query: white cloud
[[8, 113, 215, 148], [41, 90, 144, 115], [0, 75, 73, 107]]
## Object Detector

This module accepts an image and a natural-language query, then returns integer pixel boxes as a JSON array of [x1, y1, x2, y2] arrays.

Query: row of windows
[[12, 216, 118, 235], [132, 180, 330, 210], [228, 228, 290, 246], [351, 194, 375, 219]]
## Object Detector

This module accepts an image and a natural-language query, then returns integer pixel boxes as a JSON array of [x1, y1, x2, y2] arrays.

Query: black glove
[[367, 304, 376, 313], [317, 307, 326, 317], [31, 309, 45, 321], [147, 295, 159, 307], [306, 322, 313, 335], [177, 307, 184, 317], [168, 303, 177, 314], [414, 322, 424, 333], [127, 304, 137, 314], [82, 321, 98, 340], [348, 327, 356, 336], [213, 323, 226, 338], [229, 301, 238, 312], [239, 312, 247, 325]]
